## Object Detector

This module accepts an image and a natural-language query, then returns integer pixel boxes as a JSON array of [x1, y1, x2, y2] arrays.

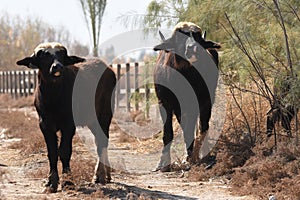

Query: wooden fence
[[0, 62, 154, 112], [0, 70, 38, 98]]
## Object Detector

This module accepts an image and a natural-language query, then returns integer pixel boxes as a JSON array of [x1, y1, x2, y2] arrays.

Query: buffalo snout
[[185, 44, 198, 63], [50, 60, 64, 77]]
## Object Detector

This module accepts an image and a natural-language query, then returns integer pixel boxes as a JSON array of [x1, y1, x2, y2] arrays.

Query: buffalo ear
[[203, 40, 221, 50], [202, 30, 207, 40], [158, 30, 166, 42], [153, 42, 166, 51], [153, 38, 174, 52], [16, 57, 38, 69], [64, 56, 85, 65]]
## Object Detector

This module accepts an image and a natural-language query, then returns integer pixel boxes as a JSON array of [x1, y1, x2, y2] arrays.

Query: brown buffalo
[[153, 22, 221, 171]]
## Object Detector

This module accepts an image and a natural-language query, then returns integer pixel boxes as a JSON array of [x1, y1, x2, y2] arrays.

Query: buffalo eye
[[36, 50, 45, 58]]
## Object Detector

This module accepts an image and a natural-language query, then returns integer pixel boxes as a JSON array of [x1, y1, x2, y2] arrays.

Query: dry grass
[[229, 141, 300, 199], [0, 94, 41, 155], [2, 91, 300, 199], [70, 135, 97, 184], [110, 118, 163, 154], [188, 91, 300, 199], [0, 94, 34, 109], [0, 106, 106, 197], [0, 108, 44, 155], [118, 131, 138, 143]]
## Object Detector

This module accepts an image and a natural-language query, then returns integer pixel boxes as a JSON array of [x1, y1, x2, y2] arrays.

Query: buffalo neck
[[38, 73, 64, 106]]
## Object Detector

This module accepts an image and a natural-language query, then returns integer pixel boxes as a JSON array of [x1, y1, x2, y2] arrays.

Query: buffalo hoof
[[152, 164, 171, 172], [43, 185, 58, 193], [267, 131, 273, 137], [153, 153, 171, 172], [44, 171, 59, 193], [61, 180, 75, 191], [92, 175, 106, 185], [61, 173, 75, 191]]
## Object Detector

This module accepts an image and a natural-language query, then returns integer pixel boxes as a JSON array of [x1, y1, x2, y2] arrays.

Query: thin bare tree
[[79, 0, 107, 57]]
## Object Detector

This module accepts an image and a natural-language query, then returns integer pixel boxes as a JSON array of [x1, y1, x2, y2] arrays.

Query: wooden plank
[[125, 63, 131, 112], [134, 62, 139, 111], [116, 64, 121, 110], [0, 71, 3, 93]]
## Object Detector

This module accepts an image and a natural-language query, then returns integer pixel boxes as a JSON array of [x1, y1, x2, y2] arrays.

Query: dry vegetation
[[0, 95, 103, 197], [188, 92, 300, 199], [0, 94, 34, 109], [1, 93, 299, 199], [0, 99, 43, 155], [0, 94, 155, 199]]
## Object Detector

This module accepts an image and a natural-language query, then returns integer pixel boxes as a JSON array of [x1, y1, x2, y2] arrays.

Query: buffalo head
[[16, 42, 85, 81], [185, 31, 221, 63], [154, 22, 221, 64]]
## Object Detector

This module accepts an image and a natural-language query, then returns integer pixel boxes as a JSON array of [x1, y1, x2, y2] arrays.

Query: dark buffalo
[[16, 42, 116, 192], [267, 75, 298, 137], [153, 22, 221, 171]]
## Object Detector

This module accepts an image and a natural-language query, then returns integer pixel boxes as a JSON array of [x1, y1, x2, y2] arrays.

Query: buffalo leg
[[154, 104, 173, 172], [59, 125, 76, 189], [179, 113, 197, 162], [40, 123, 59, 193], [267, 108, 280, 137], [199, 103, 211, 134], [281, 106, 295, 137], [59, 125, 75, 173], [99, 117, 112, 183], [89, 121, 111, 184], [195, 104, 212, 163]]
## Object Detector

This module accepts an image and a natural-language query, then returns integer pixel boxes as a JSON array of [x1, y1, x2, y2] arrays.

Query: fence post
[[13, 71, 18, 98], [16, 71, 20, 97], [23, 71, 28, 97], [134, 62, 139, 111], [33, 69, 38, 92], [10, 71, 14, 97], [4, 71, 8, 93], [19, 70, 23, 97], [10, 71, 15, 98], [7, 71, 11, 95], [125, 63, 131, 112], [0, 71, 3, 93], [28, 70, 34, 94], [145, 63, 150, 118], [116, 64, 121, 110]]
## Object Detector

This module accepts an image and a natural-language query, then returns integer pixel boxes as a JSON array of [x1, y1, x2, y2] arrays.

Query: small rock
[[126, 192, 138, 200]]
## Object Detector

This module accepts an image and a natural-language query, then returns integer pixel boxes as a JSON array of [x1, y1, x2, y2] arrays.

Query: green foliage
[[282, 75, 300, 109], [79, 0, 107, 57], [141, 0, 300, 139], [144, 0, 300, 108], [143, 0, 188, 29]]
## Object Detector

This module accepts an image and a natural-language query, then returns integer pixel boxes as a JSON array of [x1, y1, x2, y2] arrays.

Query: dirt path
[[0, 109, 255, 200]]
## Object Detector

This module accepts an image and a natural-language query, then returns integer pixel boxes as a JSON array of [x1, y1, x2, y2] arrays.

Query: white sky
[[0, 0, 152, 46]]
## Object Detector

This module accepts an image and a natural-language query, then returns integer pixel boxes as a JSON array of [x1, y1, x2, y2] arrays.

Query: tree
[[79, 0, 107, 57], [118, 0, 186, 32], [69, 41, 90, 57], [141, 0, 300, 133], [143, 0, 187, 29]]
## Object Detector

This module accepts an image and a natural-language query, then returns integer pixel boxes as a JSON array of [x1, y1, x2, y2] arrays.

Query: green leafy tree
[[143, 0, 300, 120], [79, 0, 107, 57]]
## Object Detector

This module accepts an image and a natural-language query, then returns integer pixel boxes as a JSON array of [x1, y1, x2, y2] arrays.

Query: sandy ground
[[0, 108, 256, 200]]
